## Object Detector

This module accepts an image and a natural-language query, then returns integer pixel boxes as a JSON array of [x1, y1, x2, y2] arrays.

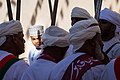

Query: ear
[[111, 24, 116, 32], [12, 36, 18, 44]]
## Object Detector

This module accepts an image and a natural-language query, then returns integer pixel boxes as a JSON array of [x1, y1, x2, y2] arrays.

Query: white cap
[[29, 25, 44, 36], [42, 26, 69, 48]]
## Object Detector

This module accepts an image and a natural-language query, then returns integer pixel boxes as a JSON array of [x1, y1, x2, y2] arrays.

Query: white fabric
[[42, 26, 69, 48], [64, 45, 74, 58], [21, 59, 56, 80], [0, 50, 29, 80], [49, 53, 82, 80], [71, 7, 92, 19], [28, 47, 43, 65], [0, 20, 23, 46], [49, 52, 105, 80], [100, 8, 120, 33], [0, 50, 11, 60], [69, 18, 101, 52], [103, 36, 120, 60], [29, 25, 44, 36], [100, 59, 116, 80]]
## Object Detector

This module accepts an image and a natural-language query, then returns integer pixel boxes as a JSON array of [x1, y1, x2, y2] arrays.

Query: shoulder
[[82, 64, 105, 79], [10, 60, 29, 70], [111, 42, 120, 51], [100, 59, 116, 80], [0, 50, 12, 60], [3, 60, 29, 80]]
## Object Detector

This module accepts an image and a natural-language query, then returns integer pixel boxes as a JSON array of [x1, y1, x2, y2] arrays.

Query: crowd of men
[[0, 6, 120, 80]]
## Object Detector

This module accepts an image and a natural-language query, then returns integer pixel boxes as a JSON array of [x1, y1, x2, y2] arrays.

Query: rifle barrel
[[16, 0, 21, 20], [51, 0, 59, 25], [6, 0, 13, 20]]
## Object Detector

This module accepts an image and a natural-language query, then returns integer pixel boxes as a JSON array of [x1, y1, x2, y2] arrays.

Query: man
[[66, 7, 109, 65], [49, 18, 105, 80], [28, 25, 44, 64], [65, 7, 93, 57], [21, 26, 69, 80], [99, 8, 120, 60], [0, 20, 28, 80]]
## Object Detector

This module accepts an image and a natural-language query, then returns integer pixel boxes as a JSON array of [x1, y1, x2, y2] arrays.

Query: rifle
[[16, 0, 21, 20], [6, 0, 13, 20], [6, 0, 21, 21], [48, 0, 59, 26], [94, 0, 103, 21], [48, 0, 52, 21], [6, 0, 21, 58]]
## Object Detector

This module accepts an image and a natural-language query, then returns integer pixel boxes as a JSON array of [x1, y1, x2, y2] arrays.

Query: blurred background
[[0, 0, 120, 62]]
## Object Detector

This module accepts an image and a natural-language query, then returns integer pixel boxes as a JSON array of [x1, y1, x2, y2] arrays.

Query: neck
[[1, 48, 19, 56], [42, 46, 67, 62], [75, 42, 96, 58]]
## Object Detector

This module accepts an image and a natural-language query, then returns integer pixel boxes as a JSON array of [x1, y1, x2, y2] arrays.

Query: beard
[[101, 33, 110, 41]]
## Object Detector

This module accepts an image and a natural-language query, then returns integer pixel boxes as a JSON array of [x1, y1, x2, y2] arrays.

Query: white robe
[[21, 59, 56, 80], [0, 50, 29, 80], [100, 59, 116, 80], [103, 36, 120, 60], [49, 53, 105, 80], [28, 47, 43, 64], [64, 45, 74, 57]]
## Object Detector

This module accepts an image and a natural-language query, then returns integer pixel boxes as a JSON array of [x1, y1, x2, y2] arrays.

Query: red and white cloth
[[49, 52, 105, 80], [0, 50, 28, 80]]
